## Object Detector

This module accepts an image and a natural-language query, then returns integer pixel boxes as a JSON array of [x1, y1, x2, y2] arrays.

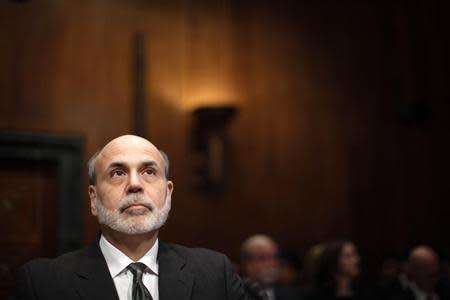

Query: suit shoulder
[[21, 246, 91, 274], [162, 243, 233, 272], [165, 243, 228, 261], [15, 247, 93, 299]]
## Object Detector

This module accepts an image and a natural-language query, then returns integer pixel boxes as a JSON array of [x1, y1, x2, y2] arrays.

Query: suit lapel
[[158, 242, 194, 300], [74, 241, 120, 300]]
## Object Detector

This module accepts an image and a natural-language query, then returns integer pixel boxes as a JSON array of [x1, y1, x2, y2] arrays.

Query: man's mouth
[[120, 203, 152, 213]]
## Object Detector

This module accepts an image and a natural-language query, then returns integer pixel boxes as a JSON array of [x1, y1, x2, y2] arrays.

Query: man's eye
[[143, 168, 155, 176], [112, 169, 126, 177]]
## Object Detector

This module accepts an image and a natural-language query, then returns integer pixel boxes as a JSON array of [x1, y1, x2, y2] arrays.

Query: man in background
[[406, 246, 450, 300], [240, 234, 301, 300], [388, 245, 450, 300]]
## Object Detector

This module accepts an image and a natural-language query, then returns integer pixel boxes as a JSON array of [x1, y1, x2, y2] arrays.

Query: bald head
[[408, 245, 440, 293], [409, 246, 439, 267], [88, 135, 170, 185], [241, 234, 279, 258], [241, 234, 280, 285]]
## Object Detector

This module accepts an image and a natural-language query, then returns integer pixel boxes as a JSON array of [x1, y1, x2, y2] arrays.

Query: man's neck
[[101, 227, 158, 261]]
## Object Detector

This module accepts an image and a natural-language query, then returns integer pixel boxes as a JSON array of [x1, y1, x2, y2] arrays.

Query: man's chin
[[111, 224, 156, 235]]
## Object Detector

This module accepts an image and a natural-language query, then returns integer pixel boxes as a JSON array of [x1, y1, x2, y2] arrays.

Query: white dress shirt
[[264, 287, 275, 300], [99, 235, 159, 300], [409, 282, 440, 300]]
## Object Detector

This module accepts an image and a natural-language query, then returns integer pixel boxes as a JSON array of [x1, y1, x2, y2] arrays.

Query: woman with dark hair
[[311, 240, 362, 300]]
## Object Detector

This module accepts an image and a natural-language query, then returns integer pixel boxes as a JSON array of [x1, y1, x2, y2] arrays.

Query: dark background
[[1, 0, 450, 296]]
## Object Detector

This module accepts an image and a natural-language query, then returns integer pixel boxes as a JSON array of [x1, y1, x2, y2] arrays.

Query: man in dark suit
[[14, 135, 249, 300], [240, 235, 301, 300], [386, 245, 450, 300]]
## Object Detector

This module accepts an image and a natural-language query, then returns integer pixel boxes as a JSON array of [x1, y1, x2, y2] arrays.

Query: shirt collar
[[99, 234, 159, 278]]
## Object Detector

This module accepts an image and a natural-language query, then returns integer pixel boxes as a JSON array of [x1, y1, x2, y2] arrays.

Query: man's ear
[[88, 185, 98, 216], [165, 180, 174, 204], [167, 180, 174, 195]]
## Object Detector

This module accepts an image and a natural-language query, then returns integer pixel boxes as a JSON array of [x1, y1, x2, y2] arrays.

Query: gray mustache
[[118, 194, 154, 213]]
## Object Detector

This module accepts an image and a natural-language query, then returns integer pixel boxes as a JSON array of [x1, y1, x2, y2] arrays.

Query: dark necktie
[[128, 262, 153, 300]]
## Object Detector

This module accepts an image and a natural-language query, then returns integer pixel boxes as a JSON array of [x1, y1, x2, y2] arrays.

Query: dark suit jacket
[[386, 286, 450, 300], [242, 280, 301, 300], [274, 285, 302, 300], [14, 241, 248, 300]]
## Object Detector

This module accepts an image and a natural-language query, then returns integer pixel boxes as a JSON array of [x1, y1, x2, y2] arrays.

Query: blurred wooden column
[[133, 32, 148, 137]]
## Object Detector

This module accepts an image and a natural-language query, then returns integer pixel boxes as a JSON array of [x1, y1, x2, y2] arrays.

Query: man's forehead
[[250, 243, 278, 253], [96, 135, 163, 168]]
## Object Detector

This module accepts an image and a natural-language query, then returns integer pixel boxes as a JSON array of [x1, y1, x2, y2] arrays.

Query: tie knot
[[128, 262, 147, 281]]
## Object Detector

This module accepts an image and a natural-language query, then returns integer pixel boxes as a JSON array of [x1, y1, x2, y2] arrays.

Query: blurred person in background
[[388, 245, 450, 300], [278, 249, 302, 288], [240, 234, 301, 300], [299, 243, 325, 293], [439, 249, 450, 298], [370, 251, 410, 300], [379, 257, 401, 285], [311, 240, 362, 300]]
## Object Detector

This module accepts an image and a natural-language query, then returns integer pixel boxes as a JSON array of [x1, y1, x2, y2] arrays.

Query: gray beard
[[95, 193, 171, 234]]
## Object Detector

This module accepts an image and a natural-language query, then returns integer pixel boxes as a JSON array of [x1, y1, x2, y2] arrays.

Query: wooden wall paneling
[[0, 133, 84, 298], [1, 0, 449, 277]]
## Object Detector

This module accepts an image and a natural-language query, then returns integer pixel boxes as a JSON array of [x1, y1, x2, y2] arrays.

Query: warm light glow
[[180, 85, 240, 112], [149, 79, 241, 113]]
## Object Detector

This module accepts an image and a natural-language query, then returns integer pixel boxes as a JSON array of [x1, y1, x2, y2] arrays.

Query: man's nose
[[127, 171, 143, 193]]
